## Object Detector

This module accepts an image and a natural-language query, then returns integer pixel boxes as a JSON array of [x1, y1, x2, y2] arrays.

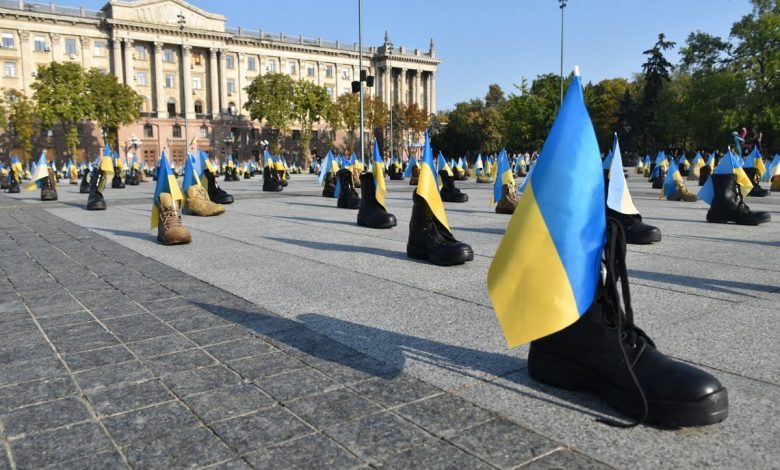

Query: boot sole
[[706, 215, 771, 226], [406, 244, 474, 266], [528, 347, 729, 428]]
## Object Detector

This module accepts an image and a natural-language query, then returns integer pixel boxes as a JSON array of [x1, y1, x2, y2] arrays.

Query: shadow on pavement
[[264, 237, 406, 260]]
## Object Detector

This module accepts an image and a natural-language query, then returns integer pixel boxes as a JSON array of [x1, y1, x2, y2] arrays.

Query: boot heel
[[406, 244, 428, 260], [528, 347, 584, 390]]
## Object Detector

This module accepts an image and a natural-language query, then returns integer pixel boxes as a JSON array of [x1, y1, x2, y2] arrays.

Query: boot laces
[[597, 217, 651, 428], [161, 204, 183, 228]]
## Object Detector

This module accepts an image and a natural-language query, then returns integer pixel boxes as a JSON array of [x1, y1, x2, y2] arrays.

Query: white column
[[122, 39, 134, 85], [219, 50, 228, 112], [80, 37, 91, 70], [236, 52, 243, 117], [18, 31, 31, 94], [399, 68, 407, 105], [414, 70, 421, 107], [430, 71, 436, 114], [209, 48, 220, 115], [111, 39, 122, 80], [49, 33, 61, 62], [182, 45, 194, 119], [154, 42, 165, 115]]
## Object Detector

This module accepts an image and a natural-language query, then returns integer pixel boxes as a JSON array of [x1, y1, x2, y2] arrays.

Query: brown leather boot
[[185, 185, 225, 216], [157, 193, 192, 245], [409, 165, 420, 185], [495, 183, 519, 214], [352, 167, 362, 188], [667, 180, 698, 202]]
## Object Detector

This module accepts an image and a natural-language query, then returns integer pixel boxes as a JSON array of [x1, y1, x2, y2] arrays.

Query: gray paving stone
[[162, 365, 243, 397], [0, 337, 53, 365], [245, 433, 362, 469], [183, 383, 274, 423], [211, 406, 311, 455], [0, 375, 75, 413], [75, 360, 154, 393], [146, 348, 217, 376], [350, 374, 441, 408], [448, 419, 560, 469], [103, 401, 201, 447], [376, 437, 494, 470], [228, 351, 304, 380], [308, 354, 397, 385], [201, 458, 253, 470], [255, 367, 342, 402], [86, 379, 175, 416], [168, 314, 228, 333], [185, 325, 253, 346], [324, 412, 434, 465], [286, 387, 383, 428], [0, 318, 38, 336], [124, 426, 234, 470], [101, 313, 176, 342], [45, 321, 119, 354], [1, 396, 92, 437], [0, 356, 66, 387], [62, 345, 135, 372], [8, 421, 115, 468], [125, 333, 196, 358], [140, 296, 193, 312], [395, 394, 494, 438], [36, 310, 94, 328], [44, 450, 127, 470], [205, 338, 274, 362], [521, 449, 613, 470]]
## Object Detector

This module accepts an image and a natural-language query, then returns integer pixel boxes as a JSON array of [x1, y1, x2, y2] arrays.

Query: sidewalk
[[1, 174, 778, 469]]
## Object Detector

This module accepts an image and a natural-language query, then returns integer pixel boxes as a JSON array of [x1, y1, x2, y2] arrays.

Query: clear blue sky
[[80, 0, 751, 109]]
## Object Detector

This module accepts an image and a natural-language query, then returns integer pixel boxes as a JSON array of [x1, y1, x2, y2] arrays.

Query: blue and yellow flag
[[743, 147, 766, 176], [372, 140, 387, 209], [705, 152, 716, 169], [26, 152, 50, 191], [318, 150, 338, 185], [602, 149, 614, 170], [181, 155, 200, 214], [488, 71, 605, 348], [698, 149, 752, 205], [490, 149, 512, 207], [151, 150, 184, 229], [402, 156, 417, 178], [435, 151, 451, 187], [677, 154, 690, 170], [662, 160, 682, 198], [416, 131, 450, 231], [10, 156, 22, 182], [691, 152, 704, 170], [100, 144, 115, 177], [606, 134, 639, 214], [475, 154, 484, 175]]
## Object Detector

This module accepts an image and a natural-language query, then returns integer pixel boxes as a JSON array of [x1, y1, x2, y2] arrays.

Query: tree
[[292, 79, 331, 164], [31, 61, 93, 155], [679, 31, 731, 73], [365, 94, 389, 149], [3, 90, 38, 164], [638, 33, 676, 152], [85, 68, 142, 151], [586, 78, 631, 150], [244, 72, 296, 150], [335, 93, 359, 153], [389, 103, 407, 157], [485, 83, 506, 109], [404, 103, 429, 155]]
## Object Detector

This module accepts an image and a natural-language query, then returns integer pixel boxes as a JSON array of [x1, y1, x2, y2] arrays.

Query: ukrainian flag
[[416, 131, 450, 231], [10, 156, 22, 182], [181, 155, 200, 214], [698, 149, 753, 204], [151, 150, 183, 229], [372, 140, 387, 209], [661, 160, 682, 198], [678, 154, 690, 170], [26, 152, 50, 191], [100, 145, 114, 177], [691, 152, 705, 170], [490, 149, 512, 207], [705, 152, 716, 170], [318, 151, 338, 185], [602, 148, 614, 170], [475, 154, 484, 175], [606, 134, 639, 214], [435, 151, 451, 187], [402, 156, 417, 178], [488, 71, 605, 348], [743, 147, 766, 176]]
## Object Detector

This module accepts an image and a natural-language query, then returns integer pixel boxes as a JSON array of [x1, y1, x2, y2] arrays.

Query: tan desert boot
[[157, 193, 192, 245], [495, 183, 519, 214], [185, 185, 225, 216]]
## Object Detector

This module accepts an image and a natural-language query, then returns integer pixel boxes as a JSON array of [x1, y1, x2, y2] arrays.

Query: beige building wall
[[0, 0, 441, 166]]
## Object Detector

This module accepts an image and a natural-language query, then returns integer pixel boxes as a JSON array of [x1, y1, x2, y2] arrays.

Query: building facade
[[0, 0, 441, 166]]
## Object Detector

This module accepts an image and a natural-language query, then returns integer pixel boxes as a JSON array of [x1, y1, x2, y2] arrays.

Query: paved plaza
[[0, 173, 778, 469]]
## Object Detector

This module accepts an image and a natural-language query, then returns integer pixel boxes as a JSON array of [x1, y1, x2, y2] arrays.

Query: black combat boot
[[125, 168, 140, 186], [40, 171, 58, 201], [406, 193, 473, 266], [388, 163, 404, 180], [606, 208, 661, 244], [357, 172, 396, 228], [743, 167, 770, 197], [651, 168, 666, 189], [86, 168, 107, 211], [647, 163, 656, 182], [529, 218, 729, 428], [7, 170, 20, 193], [698, 165, 711, 186], [322, 172, 336, 197], [336, 169, 360, 209], [204, 169, 234, 204], [439, 170, 468, 203], [262, 166, 284, 192], [79, 170, 91, 194], [706, 173, 770, 225], [111, 171, 125, 189]]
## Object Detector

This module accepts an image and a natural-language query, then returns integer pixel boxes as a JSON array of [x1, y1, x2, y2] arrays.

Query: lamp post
[[353, 0, 374, 163], [558, 0, 567, 105], [177, 11, 189, 154]]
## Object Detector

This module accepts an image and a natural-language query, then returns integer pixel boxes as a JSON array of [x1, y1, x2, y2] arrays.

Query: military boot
[[495, 183, 519, 214], [263, 166, 284, 192], [357, 172, 396, 228], [529, 217, 729, 428], [322, 172, 336, 198], [687, 164, 700, 181], [743, 167, 770, 197], [476, 172, 494, 184], [40, 170, 58, 201], [336, 169, 360, 209], [79, 170, 91, 194], [706, 173, 770, 225], [205, 170, 234, 204], [185, 185, 225, 216], [606, 208, 661, 244], [111, 172, 125, 189], [86, 168, 107, 211], [406, 193, 473, 266], [157, 193, 192, 245], [667, 180, 698, 202], [276, 169, 288, 187], [409, 165, 420, 185], [698, 165, 712, 186], [352, 167, 362, 188], [439, 170, 468, 203], [8, 170, 20, 193], [651, 168, 666, 189]]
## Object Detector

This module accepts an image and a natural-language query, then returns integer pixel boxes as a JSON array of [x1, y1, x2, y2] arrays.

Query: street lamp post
[[353, 0, 374, 163], [177, 12, 189, 155], [559, 0, 568, 105]]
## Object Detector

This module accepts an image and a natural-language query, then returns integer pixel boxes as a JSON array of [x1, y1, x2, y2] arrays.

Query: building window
[[325, 65, 333, 78], [193, 51, 202, 66], [307, 65, 315, 77], [192, 76, 202, 90], [225, 54, 235, 69], [292, 130, 301, 140], [266, 59, 276, 73], [165, 73, 175, 88], [163, 48, 174, 63], [1, 32, 14, 49], [94, 41, 106, 57], [65, 38, 77, 55], [288, 62, 296, 75], [135, 71, 147, 86], [167, 98, 177, 116], [135, 45, 146, 60], [247, 57, 256, 71], [227, 102, 236, 115], [4, 61, 16, 77], [143, 124, 154, 138], [251, 128, 260, 140], [172, 125, 182, 138], [226, 79, 236, 94], [34, 36, 47, 52], [341, 68, 350, 80], [326, 86, 334, 98], [194, 100, 203, 114], [200, 125, 209, 138]]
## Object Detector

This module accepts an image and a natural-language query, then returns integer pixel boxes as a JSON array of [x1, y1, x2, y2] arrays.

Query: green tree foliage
[[638, 33, 676, 152], [3, 90, 38, 164], [585, 78, 631, 151], [244, 72, 296, 149], [86, 68, 142, 151], [335, 93, 359, 152], [292, 79, 331, 164]]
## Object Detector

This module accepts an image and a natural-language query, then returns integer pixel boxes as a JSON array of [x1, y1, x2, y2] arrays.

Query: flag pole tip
[[572, 65, 580, 77]]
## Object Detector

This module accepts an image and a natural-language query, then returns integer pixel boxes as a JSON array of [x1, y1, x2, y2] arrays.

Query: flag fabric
[[602, 149, 614, 170], [691, 152, 705, 169], [402, 156, 417, 178], [180, 155, 201, 214], [151, 150, 184, 229], [662, 160, 681, 198], [416, 131, 450, 231], [100, 145, 115, 177], [435, 151, 451, 187], [475, 154, 484, 175], [26, 152, 49, 191], [743, 147, 766, 176], [706, 152, 716, 169], [698, 150, 753, 205], [491, 149, 512, 207], [606, 134, 639, 214], [10, 156, 22, 182], [372, 140, 387, 209], [518, 162, 534, 193], [678, 154, 690, 169], [318, 151, 337, 185], [762, 156, 779, 182], [488, 71, 605, 348]]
